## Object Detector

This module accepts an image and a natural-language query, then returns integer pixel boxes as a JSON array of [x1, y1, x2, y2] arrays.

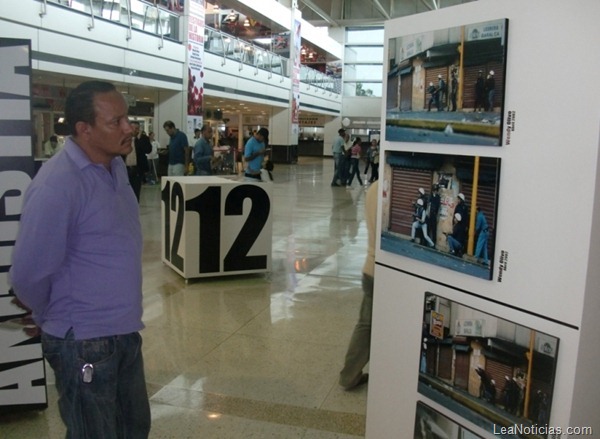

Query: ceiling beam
[[299, 0, 340, 26], [368, 0, 391, 19]]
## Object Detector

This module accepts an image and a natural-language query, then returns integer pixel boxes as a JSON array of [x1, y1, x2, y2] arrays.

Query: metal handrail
[[87, 0, 95, 30], [40, 0, 47, 17], [126, 0, 133, 40], [156, 4, 164, 49]]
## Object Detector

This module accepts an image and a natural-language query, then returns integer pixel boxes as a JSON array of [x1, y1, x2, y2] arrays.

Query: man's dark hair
[[65, 81, 117, 136], [200, 124, 211, 133], [163, 120, 176, 130]]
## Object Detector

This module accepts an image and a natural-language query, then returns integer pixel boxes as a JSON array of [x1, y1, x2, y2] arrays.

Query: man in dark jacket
[[125, 121, 152, 201]]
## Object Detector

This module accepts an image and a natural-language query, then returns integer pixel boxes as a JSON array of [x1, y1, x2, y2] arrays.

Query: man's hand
[[10, 296, 41, 337]]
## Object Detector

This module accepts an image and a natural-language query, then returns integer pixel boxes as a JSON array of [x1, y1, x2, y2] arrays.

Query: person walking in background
[[10, 80, 151, 438], [346, 137, 363, 188], [369, 141, 379, 183], [43, 135, 62, 157], [125, 121, 152, 201], [339, 180, 378, 390], [193, 124, 214, 176], [331, 128, 346, 186], [363, 139, 377, 178], [244, 127, 269, 182], [146, 131, 160, 184], [163, 120, 190, 176]]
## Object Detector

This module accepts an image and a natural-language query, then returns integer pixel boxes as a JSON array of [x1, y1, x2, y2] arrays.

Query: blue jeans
[[475, 230, 489, 264], [447, 235, 463, 255], [42, 330, 151, 439], [331, 153, 342, 185]]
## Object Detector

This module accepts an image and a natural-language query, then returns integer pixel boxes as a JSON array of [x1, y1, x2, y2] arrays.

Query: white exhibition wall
[[367, 0, 600, 437]]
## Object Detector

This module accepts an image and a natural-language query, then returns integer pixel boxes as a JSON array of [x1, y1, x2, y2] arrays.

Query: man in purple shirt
[[10, 81, 151, 438]]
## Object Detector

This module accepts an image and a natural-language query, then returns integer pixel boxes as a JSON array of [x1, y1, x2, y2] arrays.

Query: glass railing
[[204, 26, 341, 94], [38, 1, 341, 94], [204, 27, 288, 77], [42, 0, 181, 41], [300, 65, 341, 94]]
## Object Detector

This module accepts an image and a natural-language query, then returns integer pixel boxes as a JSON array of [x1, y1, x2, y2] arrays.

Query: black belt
[[245, 172, 261, 179]]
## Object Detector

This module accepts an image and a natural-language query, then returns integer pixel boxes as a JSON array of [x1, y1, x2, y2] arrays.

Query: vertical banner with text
[[187, 0, 205, 134], [291, 5, 301, 139], [0, 38, 47, 410]]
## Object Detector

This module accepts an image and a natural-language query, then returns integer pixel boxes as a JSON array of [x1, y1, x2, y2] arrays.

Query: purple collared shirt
[[10, 137, 144, 340]]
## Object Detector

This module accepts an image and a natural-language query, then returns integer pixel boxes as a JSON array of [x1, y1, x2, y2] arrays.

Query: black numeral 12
[[162, 182, 270, 274]]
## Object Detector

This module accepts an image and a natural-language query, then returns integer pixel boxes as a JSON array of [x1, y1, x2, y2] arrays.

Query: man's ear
[[74, 121, 91, 138]]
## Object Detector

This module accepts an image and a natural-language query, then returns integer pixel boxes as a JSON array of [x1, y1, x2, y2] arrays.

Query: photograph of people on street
[[418, 293, 559, 438], [414, 401, 482, 439], [379, 151, 500, 280], [386, 19, 508, 146]]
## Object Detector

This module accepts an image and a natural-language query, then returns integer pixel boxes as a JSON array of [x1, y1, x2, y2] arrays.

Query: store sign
[[455, 319, 485, 337], [0, 38, 47, 409], [299, 116, 325, 126], [466, 19, 507, 42], [537, 333, 558, 358], [430, 311, 444, 339], [243, 115, 269, 126]]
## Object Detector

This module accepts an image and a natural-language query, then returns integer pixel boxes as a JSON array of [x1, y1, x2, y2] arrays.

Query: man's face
[[79, 91, 133, 161], [164, 126, 176, 137], [203, 127, 213, 140]]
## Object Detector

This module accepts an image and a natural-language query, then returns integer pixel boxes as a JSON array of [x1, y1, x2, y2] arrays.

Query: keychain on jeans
[[82, 363, 94, 383]]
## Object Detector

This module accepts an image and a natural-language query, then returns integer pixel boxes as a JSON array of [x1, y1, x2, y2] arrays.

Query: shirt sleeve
[[10, 183, 72, 322]]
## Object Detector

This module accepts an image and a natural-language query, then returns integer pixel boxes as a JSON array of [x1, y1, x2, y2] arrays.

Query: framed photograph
[[415, 401, 483, 439], [380, 150, 500, 280], [386, 19, 508, 146], [418, 293, 559, 438]]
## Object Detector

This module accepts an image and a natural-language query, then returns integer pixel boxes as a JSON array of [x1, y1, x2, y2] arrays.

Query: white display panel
[[367, 265, 580, 438], [377, 0, 600, 331], [161, 177, 272, 279], [368, 0, 600, 436]]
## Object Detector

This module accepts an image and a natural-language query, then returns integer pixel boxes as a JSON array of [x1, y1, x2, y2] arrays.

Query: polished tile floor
[[2, 157, 372, 438]]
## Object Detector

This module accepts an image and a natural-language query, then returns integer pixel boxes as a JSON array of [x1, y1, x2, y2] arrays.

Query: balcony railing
[[38, 1, 341, 94], [204, 26, 288, 78], [40, 0, 181, 42], [300, 65, 341, 95], [204, 26, 341, 94]]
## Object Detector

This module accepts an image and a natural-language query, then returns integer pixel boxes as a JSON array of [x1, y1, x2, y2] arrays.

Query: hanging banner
[[187, 0, 205, 134], [0, 38, 47, 410], [291, 7, 301, 138]]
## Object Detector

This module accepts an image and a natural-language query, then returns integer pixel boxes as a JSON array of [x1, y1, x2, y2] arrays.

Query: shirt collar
[[63, 136, 122, 171]]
